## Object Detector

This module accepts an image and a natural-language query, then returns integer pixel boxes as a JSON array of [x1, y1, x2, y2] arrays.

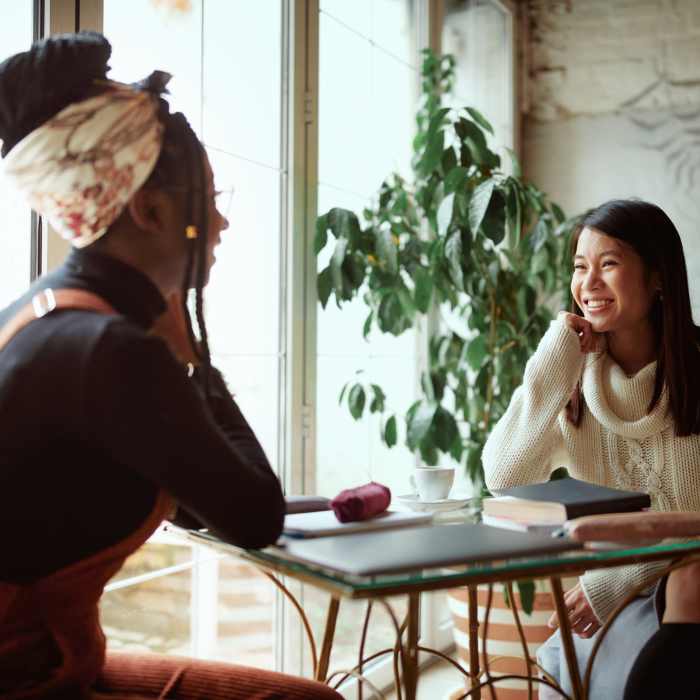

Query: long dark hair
[[144, 110, 212, 394], [566, 199, 700, 436]]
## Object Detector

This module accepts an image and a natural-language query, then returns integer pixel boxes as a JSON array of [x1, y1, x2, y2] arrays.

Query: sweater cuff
[[579, 562, 670, 623], [579, 569, 615, 623], [523, 316, 584, 399]]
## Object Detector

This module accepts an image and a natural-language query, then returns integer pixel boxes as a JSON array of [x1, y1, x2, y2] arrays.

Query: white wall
[[523, 0, 700, 319]]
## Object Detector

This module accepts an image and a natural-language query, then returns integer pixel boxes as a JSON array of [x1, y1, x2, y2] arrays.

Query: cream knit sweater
[[482, 316, 700, 623]]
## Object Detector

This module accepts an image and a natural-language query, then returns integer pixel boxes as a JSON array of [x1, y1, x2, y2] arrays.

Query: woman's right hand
[[558, 311, 605, 354]]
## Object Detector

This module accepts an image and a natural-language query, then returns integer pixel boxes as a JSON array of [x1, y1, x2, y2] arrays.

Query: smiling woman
[[481, 198, 700, 699]]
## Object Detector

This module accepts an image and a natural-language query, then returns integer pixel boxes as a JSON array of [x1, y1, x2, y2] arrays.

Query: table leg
[[550, 577, 584, 700], [468, 585, 481, 700], [403, 593, 420, 700], [316, 596, 340, 683]]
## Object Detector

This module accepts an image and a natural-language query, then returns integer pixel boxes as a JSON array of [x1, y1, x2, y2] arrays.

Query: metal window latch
[[32, 288, 57, 318]]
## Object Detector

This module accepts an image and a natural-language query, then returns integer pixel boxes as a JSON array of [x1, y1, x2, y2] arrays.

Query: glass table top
[[172, 507, 700, 597]]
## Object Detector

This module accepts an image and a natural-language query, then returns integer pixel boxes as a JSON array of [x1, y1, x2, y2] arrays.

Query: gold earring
[[185, 225, 198, 239]]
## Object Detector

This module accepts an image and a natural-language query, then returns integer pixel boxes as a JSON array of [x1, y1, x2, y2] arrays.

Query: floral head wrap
[[2, 77, 166, 248]]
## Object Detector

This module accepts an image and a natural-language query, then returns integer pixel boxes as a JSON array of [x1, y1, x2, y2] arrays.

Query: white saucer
[[396, 494, 471, 513]]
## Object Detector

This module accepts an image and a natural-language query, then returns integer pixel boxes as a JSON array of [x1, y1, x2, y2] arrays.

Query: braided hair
[[143, 109, 212, 394], [0, 31, 213, 393]]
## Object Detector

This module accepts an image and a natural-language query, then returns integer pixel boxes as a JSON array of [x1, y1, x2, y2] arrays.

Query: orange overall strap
[[0, 288, 117, 352]]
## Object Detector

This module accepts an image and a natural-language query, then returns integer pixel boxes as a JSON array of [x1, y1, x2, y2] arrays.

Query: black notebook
[[484, 477, 651, 524]]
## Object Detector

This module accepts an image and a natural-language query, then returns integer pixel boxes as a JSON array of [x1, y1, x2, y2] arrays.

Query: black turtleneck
[[0, 249, 285, 583]]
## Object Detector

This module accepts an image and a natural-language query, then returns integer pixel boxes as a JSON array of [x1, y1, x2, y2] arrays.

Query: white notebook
[[282, 509, 433, 538]]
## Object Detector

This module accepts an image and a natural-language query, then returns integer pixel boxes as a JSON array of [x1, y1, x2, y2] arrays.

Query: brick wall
[[522, 0, 700, 316]]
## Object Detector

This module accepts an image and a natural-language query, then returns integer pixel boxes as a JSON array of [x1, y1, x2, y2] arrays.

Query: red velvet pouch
[[330, 482, 391, 523]]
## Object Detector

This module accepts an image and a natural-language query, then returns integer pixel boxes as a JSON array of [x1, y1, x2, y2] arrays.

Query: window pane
[[0, 1, 33, 306], [103, 0, 283, 669], [317, 0, 418, 504], [314, 1, 419, 677], [443, 0, 514, 153], [101, 542, 194, 655]]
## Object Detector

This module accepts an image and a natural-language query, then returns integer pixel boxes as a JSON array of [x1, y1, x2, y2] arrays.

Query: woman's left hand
[[547, 582, 601, 639]]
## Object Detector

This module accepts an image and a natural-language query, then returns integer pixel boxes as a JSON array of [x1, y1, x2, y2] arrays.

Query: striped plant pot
[[447, 581, 570, 700]]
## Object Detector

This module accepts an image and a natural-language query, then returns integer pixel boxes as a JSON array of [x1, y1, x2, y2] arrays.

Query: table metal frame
[[173, 527, 700, 700]]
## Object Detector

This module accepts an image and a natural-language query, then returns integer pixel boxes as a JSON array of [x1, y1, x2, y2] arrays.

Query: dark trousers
[[624, 624, 700, 699]]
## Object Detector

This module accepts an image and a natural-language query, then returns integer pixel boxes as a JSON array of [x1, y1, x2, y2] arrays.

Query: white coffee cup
[[411, 467, 455, 501]]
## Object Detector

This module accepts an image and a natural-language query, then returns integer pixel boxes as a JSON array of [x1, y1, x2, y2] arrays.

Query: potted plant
[[315, 49, 578, 696]]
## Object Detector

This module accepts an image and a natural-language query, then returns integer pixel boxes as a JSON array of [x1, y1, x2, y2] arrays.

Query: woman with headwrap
[[0, 32, 342, 700]]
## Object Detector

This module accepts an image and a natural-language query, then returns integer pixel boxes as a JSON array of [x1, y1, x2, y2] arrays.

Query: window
[[443, 0, 515, 157], [312, 0, 419, 681], [0, 1, 34, 306], [101, 0, 285, 669]]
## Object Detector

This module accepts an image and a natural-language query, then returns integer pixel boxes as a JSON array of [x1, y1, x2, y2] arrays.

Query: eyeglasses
[[214, 186, 235, 220], [157, 184, 235, 220]]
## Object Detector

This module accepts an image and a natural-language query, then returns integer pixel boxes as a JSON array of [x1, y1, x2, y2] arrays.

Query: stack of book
[[481, 477, 651, 535]]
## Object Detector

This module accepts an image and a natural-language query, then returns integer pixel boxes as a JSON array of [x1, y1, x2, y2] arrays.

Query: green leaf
[[444, 231, 464, 291], [466, 106, 494, 135], [468, 179, 495, 235], [437, 192, 455, 237], [427, 106, 450, 137], [466, 335, 487, 371], [444, 166, 468, 194], [531, 247, 550, 274], [432, 406, 458, 451], [531, 218, 550, 252], [506, 185, 521, 250], [481, 190, 506, 245], [408, 400, 438, 446], [516, 580, 536, 616], [430, 370, 447, 401], [504, 147, 522, 178], [396, 284, 417, 320], [516, 286, 536, 318], [456, 117, 492, 166], [376, 226, 398, 275], [338, 382, 349, 406], [414, 266, 434, 313], [348, 384, 366, 420], [420, 370, 435, 401], [419, 442, 439, 466], [344, 252, 365, 290], [377, 292, 409, 335], [317, 266, 332, 308], [449, 434, 464, 462], [314, 214, 329, 254], [328, 208, 361, 246], [466, 446, 482, 483], [362, 310, 374, 339], [441, 147, 457, 174], [330, 237, 349, 294], [369, 384, 386, 413], [551, 202, 566, 224], [384, 415, 397, 447], [466, 393, 485, 424], [418, 129, 444, 176]]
